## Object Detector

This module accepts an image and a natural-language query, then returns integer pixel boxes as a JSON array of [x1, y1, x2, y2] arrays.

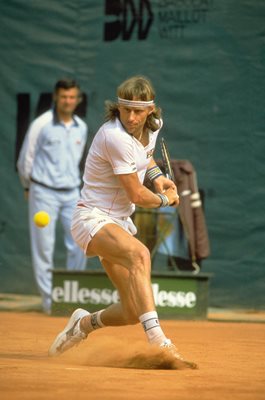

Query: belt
[[30, 178, 77, 192]]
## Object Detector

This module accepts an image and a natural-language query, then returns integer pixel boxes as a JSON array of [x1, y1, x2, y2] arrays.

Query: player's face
[[54, 88, 80, 115], [118, 104, 153, 137]]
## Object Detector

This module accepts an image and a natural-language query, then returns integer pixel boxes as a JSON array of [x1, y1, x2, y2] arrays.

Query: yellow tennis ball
[[33, 211, 50, 228]]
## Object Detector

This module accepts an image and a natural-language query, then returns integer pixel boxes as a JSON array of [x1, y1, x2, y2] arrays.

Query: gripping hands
[[153, 175, 179, 207]]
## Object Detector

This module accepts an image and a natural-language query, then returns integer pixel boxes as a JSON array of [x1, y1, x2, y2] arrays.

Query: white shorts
[[71, 206, 137, 256]]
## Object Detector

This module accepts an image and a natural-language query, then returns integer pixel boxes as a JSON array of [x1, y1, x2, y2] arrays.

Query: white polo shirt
[[80, 117, 162, 217]]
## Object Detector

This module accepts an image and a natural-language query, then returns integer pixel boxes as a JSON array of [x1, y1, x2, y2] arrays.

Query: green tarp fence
[[0, 0, 264, 309]]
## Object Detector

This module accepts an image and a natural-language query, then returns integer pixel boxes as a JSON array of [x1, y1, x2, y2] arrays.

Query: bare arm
[[146, 157, 179, 199], [118, 172, 179, 209]]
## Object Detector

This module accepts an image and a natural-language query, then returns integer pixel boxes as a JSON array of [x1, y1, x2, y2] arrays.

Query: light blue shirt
[[17, 109, 88, 189]]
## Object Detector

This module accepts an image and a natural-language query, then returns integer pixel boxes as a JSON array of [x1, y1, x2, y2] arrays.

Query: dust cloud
[[53, 336, 197, 370]]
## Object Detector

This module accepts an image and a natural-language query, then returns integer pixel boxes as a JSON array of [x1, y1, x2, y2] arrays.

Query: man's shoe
[[48, 308, 90, 357], [160, 339, 198, 369]]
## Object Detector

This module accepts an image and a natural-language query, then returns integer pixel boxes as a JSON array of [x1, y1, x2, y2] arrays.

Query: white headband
[[118, 97, 154, 108]]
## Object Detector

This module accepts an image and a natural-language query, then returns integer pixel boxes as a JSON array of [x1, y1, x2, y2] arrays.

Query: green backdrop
[[0, 0, 264, 309]]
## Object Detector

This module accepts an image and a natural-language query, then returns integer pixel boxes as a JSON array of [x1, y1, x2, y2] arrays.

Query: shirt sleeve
[[16, 119, 42, 189], [102, 128, 137, 175]]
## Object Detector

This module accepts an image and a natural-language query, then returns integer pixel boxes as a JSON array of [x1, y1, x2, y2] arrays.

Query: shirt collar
[[52, 108, 79, 126]]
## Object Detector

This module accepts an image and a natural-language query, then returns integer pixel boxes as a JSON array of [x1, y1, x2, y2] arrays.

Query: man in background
[[17, 78, 88, 314]]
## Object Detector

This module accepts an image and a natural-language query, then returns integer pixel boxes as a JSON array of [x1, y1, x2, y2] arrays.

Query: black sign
[[104, 0, 154, 41]]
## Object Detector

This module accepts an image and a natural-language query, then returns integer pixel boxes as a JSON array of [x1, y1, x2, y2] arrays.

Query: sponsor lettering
[[157, 0, 214, 39], [52, 281, 120, 305], [52, 280, 196, 308], [104, 0, 154, 41], [152, 283, 196, 308]]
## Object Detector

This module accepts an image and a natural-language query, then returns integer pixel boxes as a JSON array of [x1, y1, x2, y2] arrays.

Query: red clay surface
[[0, 312, 264, 400]]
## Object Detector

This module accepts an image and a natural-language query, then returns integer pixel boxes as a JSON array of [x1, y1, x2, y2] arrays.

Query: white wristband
[[157, 193, 169, 207]]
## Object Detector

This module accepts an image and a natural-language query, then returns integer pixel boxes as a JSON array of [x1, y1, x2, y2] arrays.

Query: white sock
[[139, 311, 167, 345]]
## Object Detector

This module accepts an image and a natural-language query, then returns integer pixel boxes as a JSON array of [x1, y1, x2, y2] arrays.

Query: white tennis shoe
[[48, 308, 90, 357]]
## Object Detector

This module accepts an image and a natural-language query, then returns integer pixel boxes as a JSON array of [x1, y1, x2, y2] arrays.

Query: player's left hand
[[153, 174, 177, 193]]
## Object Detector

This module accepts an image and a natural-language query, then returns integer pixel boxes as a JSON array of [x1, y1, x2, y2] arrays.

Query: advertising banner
[[51, 270, 210, 319]]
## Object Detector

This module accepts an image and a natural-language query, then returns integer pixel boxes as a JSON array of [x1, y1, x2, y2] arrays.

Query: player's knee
[[130, 244, 151, 276]]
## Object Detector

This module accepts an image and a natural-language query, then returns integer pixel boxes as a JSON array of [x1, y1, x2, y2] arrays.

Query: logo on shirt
[[146, 149, 154, 158], [97, 219, 107, 225], [130, 162, 137, 172]]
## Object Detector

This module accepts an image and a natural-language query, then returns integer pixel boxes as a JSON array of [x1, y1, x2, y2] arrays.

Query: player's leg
[[91, 237, 197, 368], [49, 213, 197, 366], [87, 224, 155, 317], [49, 223, 165, 355], [97, 259, 138, 325], [83, 224, 168, 343], [29, 183, 58, 314], [60, 189, 87, 271]]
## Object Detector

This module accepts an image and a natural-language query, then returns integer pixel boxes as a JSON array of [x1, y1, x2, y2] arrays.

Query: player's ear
[[148, 105, 155, 115]]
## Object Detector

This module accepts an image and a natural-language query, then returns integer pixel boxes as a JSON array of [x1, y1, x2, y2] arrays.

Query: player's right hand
[[164, 187, 179, 207]]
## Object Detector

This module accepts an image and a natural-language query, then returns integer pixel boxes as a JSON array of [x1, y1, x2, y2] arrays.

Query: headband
[[118, 97, 154, 108]]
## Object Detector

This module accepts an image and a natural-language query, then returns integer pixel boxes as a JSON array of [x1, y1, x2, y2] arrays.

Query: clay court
[[0, 311, 264, 400]]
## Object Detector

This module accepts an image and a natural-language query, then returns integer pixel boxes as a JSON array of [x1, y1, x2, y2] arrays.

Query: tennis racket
[[159, 137, 200, 273], [160, 137, 175, 182]]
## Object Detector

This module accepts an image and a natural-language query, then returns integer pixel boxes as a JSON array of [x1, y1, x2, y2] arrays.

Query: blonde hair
[[105, 76, 162, 132]]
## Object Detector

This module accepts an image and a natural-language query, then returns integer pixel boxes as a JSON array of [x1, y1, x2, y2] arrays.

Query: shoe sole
[[48, 308, 89, 357]]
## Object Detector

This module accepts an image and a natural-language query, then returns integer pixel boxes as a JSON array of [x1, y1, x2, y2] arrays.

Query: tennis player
[[49, 76, 195, 368]]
